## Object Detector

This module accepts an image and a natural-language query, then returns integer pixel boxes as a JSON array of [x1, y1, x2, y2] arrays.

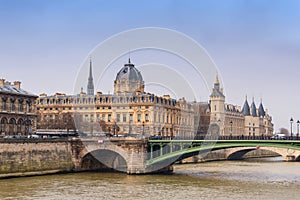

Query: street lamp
[[290, 118, 294, 139], [142, 121, 145, 136], [113, 121, 117, 136], [297, 120, 300, 139], [230, 121, 233, 139]]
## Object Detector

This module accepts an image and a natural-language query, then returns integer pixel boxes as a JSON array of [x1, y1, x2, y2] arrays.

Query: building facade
[[196, 75, 273, 137], [0, 79, 38, 136], [36, 59, 273, 138], [37, 59, 195, 137]]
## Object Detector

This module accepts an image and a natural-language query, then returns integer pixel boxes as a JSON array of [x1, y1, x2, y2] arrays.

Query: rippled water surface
[[1, 157, 299, 200]]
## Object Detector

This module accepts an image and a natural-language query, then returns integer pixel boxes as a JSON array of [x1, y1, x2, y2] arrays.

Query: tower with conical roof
[[258, 100, 266, 117], [87, 58, 94, 96], [250, 98, 257, 117], [209, 74, 225, 134], [242, 96, 250, 116]]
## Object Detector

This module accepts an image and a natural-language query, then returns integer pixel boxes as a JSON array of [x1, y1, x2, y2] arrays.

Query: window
[[214, 105, 216, 111], [18, 102, 23, 112], [108, 114, 111, 122], [10, 101, 15, 112], [129, 114, 133, 122], [117, 114, 120, 122], [138, 114, 141, 122], [123, 114, 127, 122], [145, 114, 149, 122], [102, 114, 105, 121]]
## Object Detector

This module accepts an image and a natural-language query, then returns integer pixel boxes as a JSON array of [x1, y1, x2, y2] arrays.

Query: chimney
[[0, 79, 5, 87], [14, 81, 21, 89]]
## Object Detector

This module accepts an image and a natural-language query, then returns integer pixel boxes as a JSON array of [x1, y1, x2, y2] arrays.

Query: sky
[[1, 0, 300, 131]]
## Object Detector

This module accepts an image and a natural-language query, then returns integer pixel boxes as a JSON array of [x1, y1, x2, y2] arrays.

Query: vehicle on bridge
[[271, 134, 286, 140]]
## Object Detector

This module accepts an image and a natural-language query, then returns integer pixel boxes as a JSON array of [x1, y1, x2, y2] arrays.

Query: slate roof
[[0, 84, 36, 97], [115, 59, 143, 82], [258, 102, 266, 117], [251, 101, 257, 117], [242, 99, 250, 116]]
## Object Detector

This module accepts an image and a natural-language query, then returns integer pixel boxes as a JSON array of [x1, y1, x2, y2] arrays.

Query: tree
[[278, 127, 289, 136]]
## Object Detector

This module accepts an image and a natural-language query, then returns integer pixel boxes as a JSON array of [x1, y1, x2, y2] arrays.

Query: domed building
[[37, 59, 273, 138], [37, 59, 195, 137], [114, 59, 144, 94]]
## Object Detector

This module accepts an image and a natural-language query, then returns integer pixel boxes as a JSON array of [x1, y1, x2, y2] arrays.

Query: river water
[[0, 157, 299, 200]]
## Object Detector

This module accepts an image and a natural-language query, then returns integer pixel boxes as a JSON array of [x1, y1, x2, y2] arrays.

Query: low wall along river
[[0, 139, 73, 178]]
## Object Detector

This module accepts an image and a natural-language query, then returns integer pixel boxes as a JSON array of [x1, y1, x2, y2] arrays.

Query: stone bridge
[[71, 139, 300, 174], [225, 146, 300, 161], [1, 138, 299, 177], [70, 137, 172, 174]]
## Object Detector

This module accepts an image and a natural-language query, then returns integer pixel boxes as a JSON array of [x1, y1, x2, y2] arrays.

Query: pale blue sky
[[1, 0, 300, 131]]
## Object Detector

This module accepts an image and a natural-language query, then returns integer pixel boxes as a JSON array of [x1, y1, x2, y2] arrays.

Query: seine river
[[1, 157, 299, 200]]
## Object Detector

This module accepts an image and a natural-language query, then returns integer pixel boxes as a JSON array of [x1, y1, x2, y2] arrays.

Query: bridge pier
[[285, 155, 296, 162]]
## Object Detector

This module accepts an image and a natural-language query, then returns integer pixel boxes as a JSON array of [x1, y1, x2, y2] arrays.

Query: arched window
[[9, 118, 16, 135], [2, 99, 7, 111], [10, 99, 15, 112], [17, 118, 24, 134], [0, 117, 8, 134], [18, 100, 23, 112]]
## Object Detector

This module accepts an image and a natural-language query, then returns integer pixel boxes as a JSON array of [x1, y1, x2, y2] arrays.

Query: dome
[[115, 59, 143, 82]]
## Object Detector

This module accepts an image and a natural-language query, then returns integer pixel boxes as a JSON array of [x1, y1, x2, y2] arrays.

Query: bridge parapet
[[147, 140, 300, 164]]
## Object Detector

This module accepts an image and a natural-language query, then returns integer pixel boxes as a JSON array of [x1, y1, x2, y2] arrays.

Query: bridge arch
[[226, 147, 280, 160], [78, 143, 130, 173], [225, 147, 298, 161], [81, 149, 127, 172]]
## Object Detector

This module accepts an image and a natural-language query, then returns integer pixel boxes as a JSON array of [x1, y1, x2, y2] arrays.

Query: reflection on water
[[0, 157, 299, 200]]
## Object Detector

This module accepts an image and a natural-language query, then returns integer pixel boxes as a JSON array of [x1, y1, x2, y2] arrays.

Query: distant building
[[195, 75, 273, 137], [37, 59, 195, 137], [0, 79, 38, 136], [36, 58, 273, 138]]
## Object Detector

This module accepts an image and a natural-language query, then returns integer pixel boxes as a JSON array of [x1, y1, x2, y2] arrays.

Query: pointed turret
[[87, 57, 94, 95], [251, 97, 257, 117], [242, 96, 250, 116], [258, 100, 266, 117]]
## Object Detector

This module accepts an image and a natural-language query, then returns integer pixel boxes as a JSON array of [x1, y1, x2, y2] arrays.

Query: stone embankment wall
[[0, 139, 73, 178]]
